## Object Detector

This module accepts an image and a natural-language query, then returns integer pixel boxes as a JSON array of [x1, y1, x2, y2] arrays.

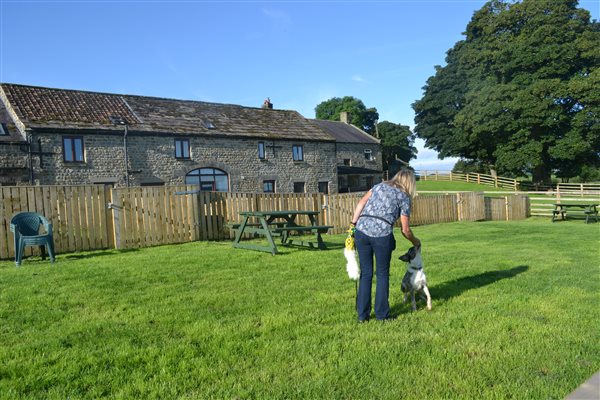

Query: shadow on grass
[[62, 248, 140, 260], [390, 265, 529, 315], [431, 265, 529, 302]]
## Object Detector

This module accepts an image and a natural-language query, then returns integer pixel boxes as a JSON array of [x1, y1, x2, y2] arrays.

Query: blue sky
[[1, 0, 598, 170]]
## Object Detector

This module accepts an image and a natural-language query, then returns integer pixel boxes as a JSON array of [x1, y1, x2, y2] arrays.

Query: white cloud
[[410, 138, 458, 172], [351, 74, 369, 83], [262, 8, 292, 30]]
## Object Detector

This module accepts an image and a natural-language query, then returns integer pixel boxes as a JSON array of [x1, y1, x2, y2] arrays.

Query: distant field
[[416, 180, 506, 192]]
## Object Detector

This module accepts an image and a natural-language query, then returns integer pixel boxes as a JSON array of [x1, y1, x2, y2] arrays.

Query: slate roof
[[310, 118, 379, 144], [0, 102, 26, 143], [0, 83, 334, 142]]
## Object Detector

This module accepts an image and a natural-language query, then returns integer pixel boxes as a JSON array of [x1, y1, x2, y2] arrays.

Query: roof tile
[[0, 83, 334, 142]]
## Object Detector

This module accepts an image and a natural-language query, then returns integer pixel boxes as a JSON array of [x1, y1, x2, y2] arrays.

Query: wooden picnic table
[[230, 210, 333, 255], [552, 203, 599, 224]]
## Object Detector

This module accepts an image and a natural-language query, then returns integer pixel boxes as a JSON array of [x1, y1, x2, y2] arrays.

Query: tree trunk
[[532, 164, 551, 187]]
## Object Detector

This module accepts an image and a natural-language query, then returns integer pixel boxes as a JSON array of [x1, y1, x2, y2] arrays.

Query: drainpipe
[[109, 115, 130, 187], [27, 133, 34, 184], [123, 124, 129, 187]]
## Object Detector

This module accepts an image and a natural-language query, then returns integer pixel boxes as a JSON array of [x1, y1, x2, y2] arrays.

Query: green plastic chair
[[10, 212, 56, 267]]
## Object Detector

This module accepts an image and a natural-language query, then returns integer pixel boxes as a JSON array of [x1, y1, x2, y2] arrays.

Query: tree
[[315, 96, 379, 135], [413, 0, 600, 184], [376, 121, 417, 172], [314, 97, 417, 171], [452, 159, 491, 174]]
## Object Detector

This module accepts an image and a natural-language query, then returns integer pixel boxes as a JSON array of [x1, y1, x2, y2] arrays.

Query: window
[[185, 168, 229, 192], [318, 181, 329, 194], [293, 182, 305, 193], [364, 149, 373, 161], [366, 176, 374, 188], [263, 180, 275, 193], [0, 123, 7, 136], [63, 136, 84, 162], [175, 139, 190, 159], [292, 145, 304, 161], [258, 142, 266, 160], [202, 120, 216, 129], [343, 159, 351, 166]]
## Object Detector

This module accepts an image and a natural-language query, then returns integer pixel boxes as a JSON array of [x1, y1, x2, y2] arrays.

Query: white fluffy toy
[[344, 225, 360, 281]]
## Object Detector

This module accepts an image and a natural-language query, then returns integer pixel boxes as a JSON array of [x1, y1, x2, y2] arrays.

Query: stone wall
[[21, 131, 338, 193], [336, 142, 382, 171], [0, 142, 29, 185]]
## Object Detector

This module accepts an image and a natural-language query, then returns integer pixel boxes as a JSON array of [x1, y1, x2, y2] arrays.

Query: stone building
[[311, 112, 383, 192], [0, 83, 382, 193]]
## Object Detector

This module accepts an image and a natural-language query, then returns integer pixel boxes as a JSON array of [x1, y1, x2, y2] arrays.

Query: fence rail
[[1, 185, 530, 260], [417, 170, 519, 190]]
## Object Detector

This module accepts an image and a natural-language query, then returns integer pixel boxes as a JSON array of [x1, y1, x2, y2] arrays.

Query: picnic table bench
[[230, 210, 333, 255], [552, 203, 599, 224]]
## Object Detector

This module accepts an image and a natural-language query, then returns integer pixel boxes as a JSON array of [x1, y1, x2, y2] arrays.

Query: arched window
[[185, 168, 229, 192]]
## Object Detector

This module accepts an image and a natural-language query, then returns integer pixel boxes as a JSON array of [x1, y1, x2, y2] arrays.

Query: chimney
[[340, 111, 349, 123], [262, 98, 273, 109]]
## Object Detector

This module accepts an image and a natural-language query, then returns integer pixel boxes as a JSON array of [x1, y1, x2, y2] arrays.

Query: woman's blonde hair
[[385, 168, 416, 198]]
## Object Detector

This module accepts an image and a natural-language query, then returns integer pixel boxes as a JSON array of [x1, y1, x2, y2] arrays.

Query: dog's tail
[[344, 247, 360, 281]]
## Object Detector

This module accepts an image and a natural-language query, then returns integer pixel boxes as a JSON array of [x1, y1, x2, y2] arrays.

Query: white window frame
[[292, 145, 304, 161]]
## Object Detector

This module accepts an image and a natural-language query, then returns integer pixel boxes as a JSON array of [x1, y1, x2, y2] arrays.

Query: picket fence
[[0, 185, 529, 260]]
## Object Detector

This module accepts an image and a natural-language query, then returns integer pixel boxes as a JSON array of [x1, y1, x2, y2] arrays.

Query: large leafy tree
[[377, 121, 418, 172], [315, 96, 379, 135], [413, 0, 600, 184]]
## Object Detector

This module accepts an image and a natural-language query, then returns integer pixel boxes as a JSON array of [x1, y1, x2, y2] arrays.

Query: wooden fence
[[0, 185, 111, 259], [417, 170, 519, 190], [527, 183, 600, 217], [0, 185, 530, 260]]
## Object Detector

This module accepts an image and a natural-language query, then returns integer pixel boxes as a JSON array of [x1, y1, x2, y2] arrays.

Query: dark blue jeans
[[354, 230, 396, 321]]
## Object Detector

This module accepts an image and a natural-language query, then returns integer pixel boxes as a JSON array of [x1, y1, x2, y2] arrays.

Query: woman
[[351, 168, 421, 322]]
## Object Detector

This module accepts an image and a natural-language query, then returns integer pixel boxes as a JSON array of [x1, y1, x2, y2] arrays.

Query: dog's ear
[[399, 246, 416, 262]]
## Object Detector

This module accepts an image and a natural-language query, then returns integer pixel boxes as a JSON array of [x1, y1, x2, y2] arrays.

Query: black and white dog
[[399, 246, 432, 311]]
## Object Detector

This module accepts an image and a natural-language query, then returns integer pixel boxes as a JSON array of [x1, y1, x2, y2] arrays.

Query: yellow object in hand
[[345, 225, 356, 250]]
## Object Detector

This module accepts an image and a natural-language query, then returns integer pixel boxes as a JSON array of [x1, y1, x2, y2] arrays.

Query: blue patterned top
[[355, 183, 411, 237]]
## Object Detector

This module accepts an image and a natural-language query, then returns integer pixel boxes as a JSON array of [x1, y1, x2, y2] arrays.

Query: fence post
[[110, 189, 123, 249], [495, 176, 498, 188], [254, 193, 261, 212], [321, 194, 329, 226], [104, 186, 116, 249], [456, 193, 463, 221]]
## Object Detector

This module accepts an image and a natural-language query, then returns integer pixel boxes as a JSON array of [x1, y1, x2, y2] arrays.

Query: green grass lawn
[[1, 219, 598, 399]]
